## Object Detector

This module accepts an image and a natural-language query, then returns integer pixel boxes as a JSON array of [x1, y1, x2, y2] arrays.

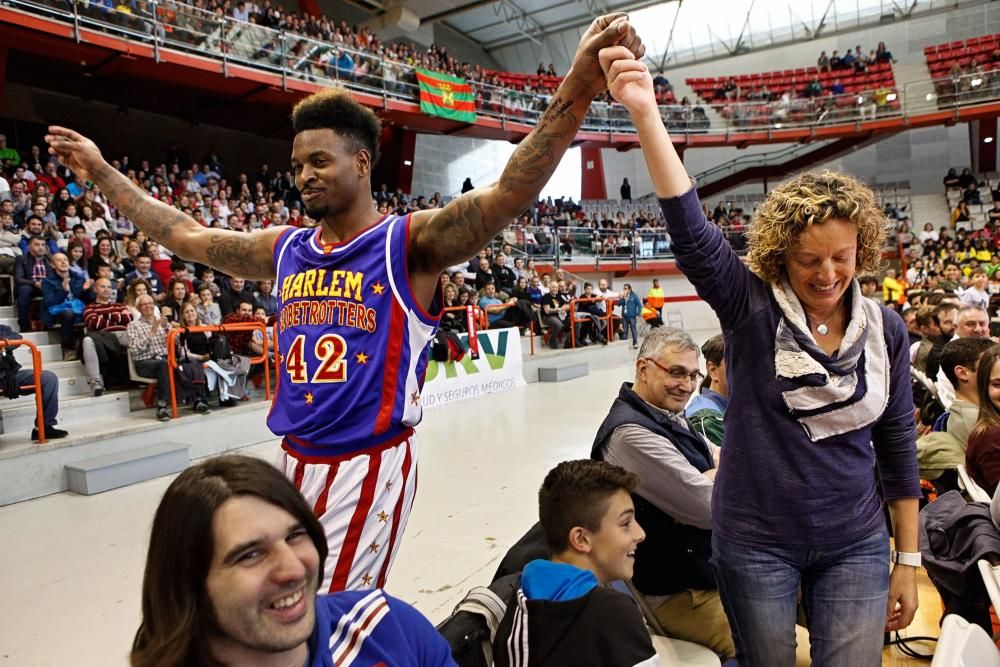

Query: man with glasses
[[591, 327, 734, 658]]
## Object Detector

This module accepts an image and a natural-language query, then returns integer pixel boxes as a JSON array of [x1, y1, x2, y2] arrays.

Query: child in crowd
[[493, 460, 656, 667]]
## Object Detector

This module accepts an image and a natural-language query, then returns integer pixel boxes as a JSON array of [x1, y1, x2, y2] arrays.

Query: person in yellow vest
[[882, 268, 905, 309], [646, 278, 665, 328]]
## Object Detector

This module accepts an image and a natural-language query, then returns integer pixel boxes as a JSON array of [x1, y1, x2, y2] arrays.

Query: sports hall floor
[[0, 362, 942, 666]]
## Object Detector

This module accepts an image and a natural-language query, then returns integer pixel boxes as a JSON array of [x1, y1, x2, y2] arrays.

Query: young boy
[[493, 460, 656, 666]]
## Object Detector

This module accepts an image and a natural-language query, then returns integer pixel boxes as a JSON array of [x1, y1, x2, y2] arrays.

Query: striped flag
[[415, 68, 477, 123]]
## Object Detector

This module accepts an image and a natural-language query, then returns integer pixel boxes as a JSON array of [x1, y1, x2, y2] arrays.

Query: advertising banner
[[422, 327, 525, 407]]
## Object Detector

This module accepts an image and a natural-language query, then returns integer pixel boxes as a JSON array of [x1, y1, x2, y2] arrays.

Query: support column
[[0, 47, 7, 110], [970, 117, 998, 175], [581, 146, 607, 199], [372, 125, 415, 195], [296, 0, 320, 17]]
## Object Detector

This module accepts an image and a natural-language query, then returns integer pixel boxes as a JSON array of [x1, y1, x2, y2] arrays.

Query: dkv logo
[[425, 330, 511, 382]]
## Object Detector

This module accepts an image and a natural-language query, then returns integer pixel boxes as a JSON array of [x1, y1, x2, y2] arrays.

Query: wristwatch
[[890, 550, 921, 567]]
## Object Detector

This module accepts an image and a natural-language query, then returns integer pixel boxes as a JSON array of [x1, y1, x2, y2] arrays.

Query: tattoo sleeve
[[413, 89, 590, 270], [93, 164, 276, 279], [497, 95, 580, 202]]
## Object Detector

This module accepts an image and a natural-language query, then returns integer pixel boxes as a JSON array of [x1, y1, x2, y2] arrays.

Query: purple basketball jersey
[[269, 215, 439, 458]]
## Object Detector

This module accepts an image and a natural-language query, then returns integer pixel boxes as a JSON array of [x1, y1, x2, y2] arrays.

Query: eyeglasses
[[643, 357, 704, 385]]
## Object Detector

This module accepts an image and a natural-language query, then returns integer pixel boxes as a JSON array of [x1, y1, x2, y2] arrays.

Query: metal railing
[[165, 322, 271, 418], [0, 339, 46, 443], [10, 0, 1000, 139]]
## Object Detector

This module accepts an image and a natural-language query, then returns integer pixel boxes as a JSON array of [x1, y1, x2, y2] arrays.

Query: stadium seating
[[925, 34, 1000, 80], [686, 61, 896, 103]]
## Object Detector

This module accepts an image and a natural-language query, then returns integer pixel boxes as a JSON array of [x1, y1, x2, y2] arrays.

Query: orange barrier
[[567, 297, 615, 349], [0, 339, 45, 443], [440, 305, 484, 359], [166, 323, 272, 418]]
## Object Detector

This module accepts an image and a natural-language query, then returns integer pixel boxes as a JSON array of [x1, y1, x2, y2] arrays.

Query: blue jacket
[[41, 270, 89, 327], [619, 291, 642, 318]]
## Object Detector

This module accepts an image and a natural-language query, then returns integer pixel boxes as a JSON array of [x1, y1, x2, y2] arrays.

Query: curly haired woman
[[600, 46, 920, 666]]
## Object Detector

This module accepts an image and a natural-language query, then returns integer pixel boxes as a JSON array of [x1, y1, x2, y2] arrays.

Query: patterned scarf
[[771, 277, 889, 441]]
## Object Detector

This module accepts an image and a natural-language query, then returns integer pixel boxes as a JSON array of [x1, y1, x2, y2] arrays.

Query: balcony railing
[[11, 0, 1000, 139]]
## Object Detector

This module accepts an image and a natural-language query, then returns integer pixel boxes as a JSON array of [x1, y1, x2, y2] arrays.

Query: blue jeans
[[621, 316, 638, 344], [712, 527, 889, 667]]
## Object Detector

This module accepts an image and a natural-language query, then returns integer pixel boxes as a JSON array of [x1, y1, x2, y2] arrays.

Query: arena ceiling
[[345, 0, 975, 70]]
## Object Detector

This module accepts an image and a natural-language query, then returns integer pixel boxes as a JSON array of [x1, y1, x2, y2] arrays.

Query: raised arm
[[598, 47, 689, 197], [407, 13, 644, 282], [44, 128, 284, 280], [601, 46, 760, 327]]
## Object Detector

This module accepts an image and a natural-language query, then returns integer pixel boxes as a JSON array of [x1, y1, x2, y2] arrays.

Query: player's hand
[[600, 46, 657, 116], [567, 14, 644, 99], [44, 127, 108, 183]]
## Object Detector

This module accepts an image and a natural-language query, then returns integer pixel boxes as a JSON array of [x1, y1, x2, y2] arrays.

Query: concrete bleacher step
[[0, 391, 130, 433], [65, 442, 189, 495], [12, 342, 63, 364], [538, 362, 589, 382]]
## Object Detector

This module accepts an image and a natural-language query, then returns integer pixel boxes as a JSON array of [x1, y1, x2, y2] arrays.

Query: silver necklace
[[813, 303, 843, 335]]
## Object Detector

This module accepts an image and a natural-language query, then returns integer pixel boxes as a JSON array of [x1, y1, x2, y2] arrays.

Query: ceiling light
[[985, 137, 994, 144], [926, 93, 936, 101], [886, 93, 897, 102]]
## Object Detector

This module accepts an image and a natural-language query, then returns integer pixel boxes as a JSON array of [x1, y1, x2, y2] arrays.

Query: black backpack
[[210, 334, 232, 362], [436, 572, 521, 667], [0, 347, 22, 400]]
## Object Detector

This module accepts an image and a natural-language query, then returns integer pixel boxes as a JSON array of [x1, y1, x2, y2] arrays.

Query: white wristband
[[891, 550, 921, 567]]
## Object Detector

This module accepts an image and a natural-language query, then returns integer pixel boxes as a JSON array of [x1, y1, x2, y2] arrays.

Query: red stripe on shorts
[[292, 459, 306, 490], [312, 462, 341, 517], [376, 439, 413, 588], [328, 453, 382, 592], [373, 301, 405, 435]]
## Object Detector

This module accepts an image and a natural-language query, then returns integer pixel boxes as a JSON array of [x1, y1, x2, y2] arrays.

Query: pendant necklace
[[814, 302, 843, 335]]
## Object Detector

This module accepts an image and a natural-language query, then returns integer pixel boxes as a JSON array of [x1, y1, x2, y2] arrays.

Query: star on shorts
[[410, 391, 420, 406], [369, 542, 380, 554], [377, 510, 389, 523], [362, 573, 373, 586]]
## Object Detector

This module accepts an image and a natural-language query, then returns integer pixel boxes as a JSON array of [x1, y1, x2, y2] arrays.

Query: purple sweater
[[659, 186, 920, 547]]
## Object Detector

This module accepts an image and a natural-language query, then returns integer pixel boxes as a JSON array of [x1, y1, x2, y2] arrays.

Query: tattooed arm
[[407, 13, 644, 304], [45, 128, 284, 280]]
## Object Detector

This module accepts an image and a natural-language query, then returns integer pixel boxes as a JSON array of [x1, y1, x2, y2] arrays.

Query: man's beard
[[304, 204, 328, 220]]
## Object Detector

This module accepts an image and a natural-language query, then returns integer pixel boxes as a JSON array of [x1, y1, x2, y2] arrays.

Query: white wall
[[410, 134, 516, 199]]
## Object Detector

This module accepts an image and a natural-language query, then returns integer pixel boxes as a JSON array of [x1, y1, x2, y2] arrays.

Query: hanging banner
[[422, 327, 524, 407], [415, 68, 477, 122]]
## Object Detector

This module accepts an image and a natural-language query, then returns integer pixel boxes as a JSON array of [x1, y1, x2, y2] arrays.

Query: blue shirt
[[685, 388, 728, 417], [308, 590, 455, 666], [658, 185, 919, 548], [479, 295, 505, 323]]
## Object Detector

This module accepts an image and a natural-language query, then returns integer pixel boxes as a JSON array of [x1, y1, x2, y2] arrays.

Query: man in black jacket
[[13, 235, 50, 332], [491, 253, 516, 297], [592, 327, 733, 657]]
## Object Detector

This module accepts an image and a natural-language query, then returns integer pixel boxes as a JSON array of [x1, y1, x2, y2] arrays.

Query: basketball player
[[46, 13, 644, 593]]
